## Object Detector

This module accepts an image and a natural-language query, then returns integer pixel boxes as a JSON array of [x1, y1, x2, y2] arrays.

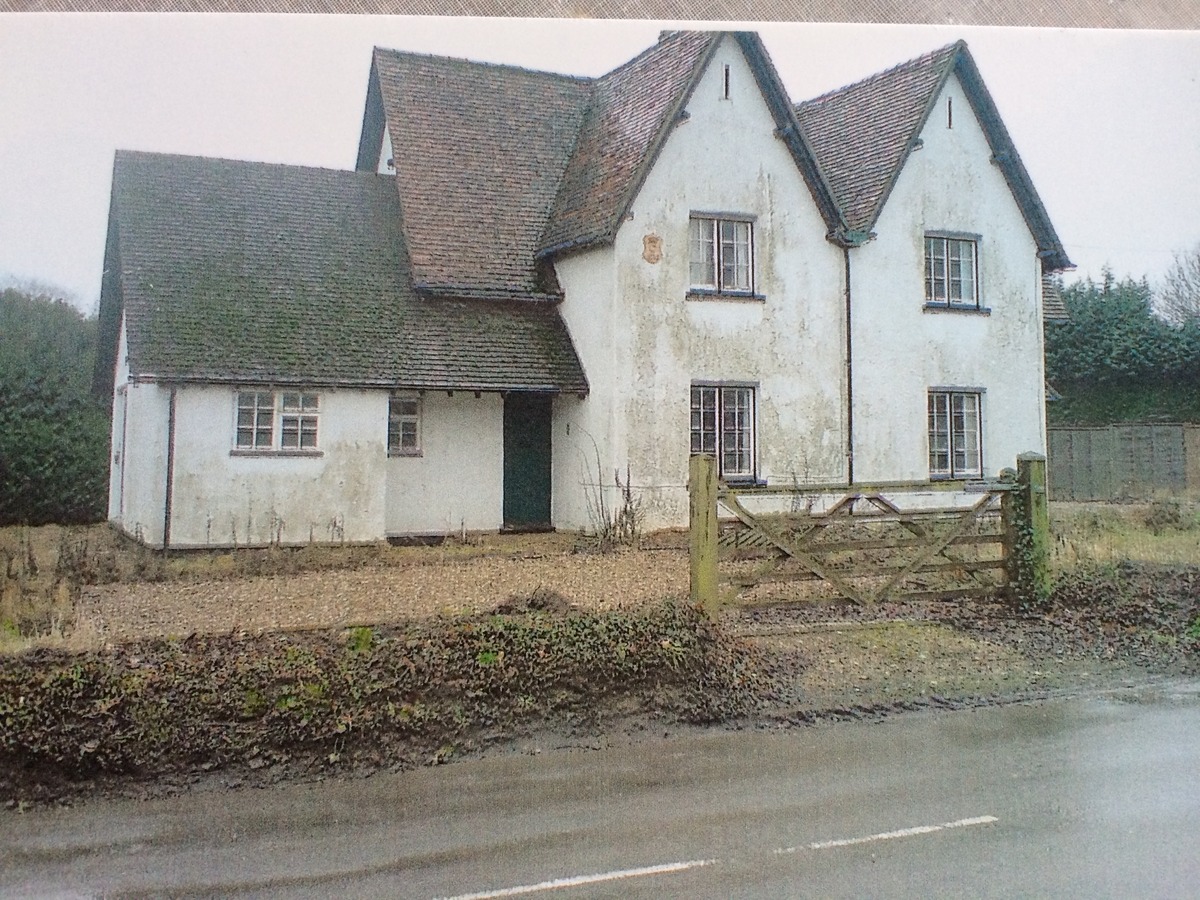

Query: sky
[[1, 15, 1198, 314]]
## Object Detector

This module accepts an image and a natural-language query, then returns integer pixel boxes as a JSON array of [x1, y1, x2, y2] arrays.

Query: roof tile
[[108, 151, 587, 392]]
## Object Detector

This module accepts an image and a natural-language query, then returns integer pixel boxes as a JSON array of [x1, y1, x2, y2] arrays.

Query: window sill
[[929, 473, 982, 482], [687, 290, 766, 303], [230, 449, 324, 458], [923, 303, 991, 316], [387, 451, 424, 459]]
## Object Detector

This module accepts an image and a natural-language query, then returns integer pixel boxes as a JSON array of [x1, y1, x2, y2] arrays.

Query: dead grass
[[1050, 500, 1200, 570]]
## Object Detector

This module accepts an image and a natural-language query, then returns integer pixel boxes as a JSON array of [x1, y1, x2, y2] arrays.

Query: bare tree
[[1155, 243, 1200, 325]]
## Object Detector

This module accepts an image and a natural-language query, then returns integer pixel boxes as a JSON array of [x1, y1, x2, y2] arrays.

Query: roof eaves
[[733, 32, 847, 239], [951, 49, 1074, 271]]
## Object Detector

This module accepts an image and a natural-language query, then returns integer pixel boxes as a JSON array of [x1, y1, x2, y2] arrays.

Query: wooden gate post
[[1007, 452, 1051, 603], [689, 454, 719, 614]]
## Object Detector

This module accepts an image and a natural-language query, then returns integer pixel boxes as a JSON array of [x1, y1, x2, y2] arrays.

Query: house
[[94, 30, 1072, 548]]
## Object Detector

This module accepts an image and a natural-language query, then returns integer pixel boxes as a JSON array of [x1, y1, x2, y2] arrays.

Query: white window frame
[[690, 384, 756, 481], [387, 394, 422, 457], [233, 390, 320, 453], [924, 235, 979, 309], [928, 390, 982, 479], [689, 215, 754, 295]]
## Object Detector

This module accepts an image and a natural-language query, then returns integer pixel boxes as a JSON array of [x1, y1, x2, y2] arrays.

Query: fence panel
[[1048, 424, 1190, 501]]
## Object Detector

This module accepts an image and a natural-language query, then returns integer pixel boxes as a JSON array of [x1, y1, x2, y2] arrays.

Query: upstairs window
[[235, 390, 320, 452], [689, 216, 753, 294], [928, 390, 982, 478], [691, 385, 755, 480], [388, 395, 422, 457], [925, 235, 978, 308]]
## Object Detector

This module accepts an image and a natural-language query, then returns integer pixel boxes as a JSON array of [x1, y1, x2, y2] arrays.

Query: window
[[388, 395, 421, 456], [928, 391, 982, 478], [236, 391, 275, 450], [234, 390, 319, 452], [924, 236, 978, 308], [691, 385, 755, 480], [280, 393, 319, 450], [689, 216, 753, 294]]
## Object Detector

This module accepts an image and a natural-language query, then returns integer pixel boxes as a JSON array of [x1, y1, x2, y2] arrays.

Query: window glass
[[928, 390, 981, 478], [690, 216, 753, 293], [388, 395, 422, 456], [690, 385, 754, 479]]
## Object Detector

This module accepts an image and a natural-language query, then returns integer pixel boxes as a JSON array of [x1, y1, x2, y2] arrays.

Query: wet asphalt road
[[4, 679, 1199, 899]]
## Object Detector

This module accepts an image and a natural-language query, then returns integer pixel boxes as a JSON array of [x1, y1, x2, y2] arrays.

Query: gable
[[796, 42, 1071, 271]]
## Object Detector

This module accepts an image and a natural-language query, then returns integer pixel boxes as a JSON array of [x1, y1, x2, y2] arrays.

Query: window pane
[[689, 218, 716, 287], [952, 393, 980, 475], [928, 392, 951, 475], [281, 393, 300, 412], [690, 387, 718, 458], [925, 237, 947, 303], [718, 220, 752, 292]]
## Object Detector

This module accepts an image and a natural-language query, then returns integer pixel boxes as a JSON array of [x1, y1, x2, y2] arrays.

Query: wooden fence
[[1047, 424, 1200, 501], [689, 454, 1049, 612]]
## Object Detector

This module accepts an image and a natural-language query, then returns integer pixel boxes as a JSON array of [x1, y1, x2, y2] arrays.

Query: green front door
[[503, 393, 553, 531]]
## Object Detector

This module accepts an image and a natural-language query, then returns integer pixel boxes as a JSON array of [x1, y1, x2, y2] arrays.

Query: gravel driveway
[[80, 548, 691, 641]]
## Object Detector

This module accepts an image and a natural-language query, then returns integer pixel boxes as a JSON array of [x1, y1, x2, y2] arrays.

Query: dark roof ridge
[[797, 40, 963, 109], [371, 45, 593, 86], [114, 148, 373, 181]]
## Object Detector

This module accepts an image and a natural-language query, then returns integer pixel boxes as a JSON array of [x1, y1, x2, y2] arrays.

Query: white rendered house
[[95, 31, 1070, 548]]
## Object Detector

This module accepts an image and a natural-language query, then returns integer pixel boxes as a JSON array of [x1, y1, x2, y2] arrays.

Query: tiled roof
[[1042, 274, 1069, 321], [796, 43, 960, 236], [795, 41, 1072, 273], [371, 49, 592, 299], [538, 30, 721, 256], [100, 151, 587, 393]]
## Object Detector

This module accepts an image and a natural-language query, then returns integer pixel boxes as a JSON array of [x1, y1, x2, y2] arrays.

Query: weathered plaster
[[554, 35, 846, 530], [385, 391, 504, 535], [167, 387, 388, 547], [850, 73, 1047, 484]]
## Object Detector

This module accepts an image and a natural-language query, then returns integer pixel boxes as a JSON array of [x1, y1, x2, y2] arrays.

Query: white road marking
[[439, 815, 998, 898], [777, 815, 999, 854], [437, 859, 717, 899]]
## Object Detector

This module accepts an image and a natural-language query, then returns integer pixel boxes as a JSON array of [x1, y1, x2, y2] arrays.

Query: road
[[4, 680, 1199, 899]]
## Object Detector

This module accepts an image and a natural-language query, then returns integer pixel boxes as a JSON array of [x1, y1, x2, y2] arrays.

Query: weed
[[346, 626, 374, 655]]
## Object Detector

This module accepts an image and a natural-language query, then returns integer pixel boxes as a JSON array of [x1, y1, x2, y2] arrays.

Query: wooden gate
[[686, 454, 1047, 610], [716, 484, 1011, 606]]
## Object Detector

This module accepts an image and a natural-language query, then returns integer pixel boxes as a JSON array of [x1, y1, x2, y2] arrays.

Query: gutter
[[843, 246, 854, 485]]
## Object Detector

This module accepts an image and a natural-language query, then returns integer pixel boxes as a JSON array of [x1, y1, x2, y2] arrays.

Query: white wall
[[117, 380, 171, 547], [554, 35, 847, 530], [851, 73, 1046, 483], [166, 386, 388, 547], [385, 391, 504, 535]]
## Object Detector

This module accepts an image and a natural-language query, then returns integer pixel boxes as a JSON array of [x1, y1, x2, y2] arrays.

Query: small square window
[[690, 216, 753, 294], [925, 236, 978, 308], [388, 395, 422, 456]]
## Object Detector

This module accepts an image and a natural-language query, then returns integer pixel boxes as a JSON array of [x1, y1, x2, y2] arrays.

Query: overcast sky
[[1, 15, 1198, 313]]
